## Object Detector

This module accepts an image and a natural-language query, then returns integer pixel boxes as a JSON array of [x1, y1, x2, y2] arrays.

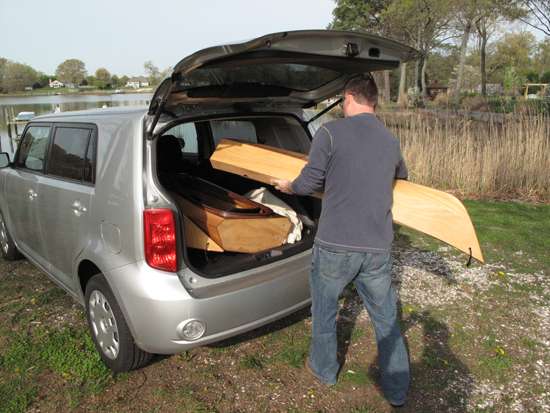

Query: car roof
[[34, 106, 148, 123]]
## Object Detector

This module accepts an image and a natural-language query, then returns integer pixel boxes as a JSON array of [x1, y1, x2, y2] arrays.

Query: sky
[[0, 0, 336, 77]]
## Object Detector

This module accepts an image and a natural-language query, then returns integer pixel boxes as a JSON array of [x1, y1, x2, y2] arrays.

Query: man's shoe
[[389, 401, 406, 408]]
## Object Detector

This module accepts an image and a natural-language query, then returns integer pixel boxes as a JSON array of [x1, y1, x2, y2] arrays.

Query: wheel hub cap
[[88, 290, 120, 360], [0, 215, 9, 254]]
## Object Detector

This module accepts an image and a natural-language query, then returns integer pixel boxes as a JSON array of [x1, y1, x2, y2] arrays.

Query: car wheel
[[0, 210, 23, 261], [85, 274, 152, 372]]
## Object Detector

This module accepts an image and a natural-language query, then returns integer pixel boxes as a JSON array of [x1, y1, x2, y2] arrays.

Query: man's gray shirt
[[291, 113, 408, 253]]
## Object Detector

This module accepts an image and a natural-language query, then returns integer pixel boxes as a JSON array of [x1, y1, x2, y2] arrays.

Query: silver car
[[0, 30, 415, 372]]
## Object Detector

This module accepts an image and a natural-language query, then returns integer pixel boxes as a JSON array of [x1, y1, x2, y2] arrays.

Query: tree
[[111, 74, 120, 88], [382, 0, 454, 99], [503, 66, 523, 95], [120, 75, 129, 87], [426, 46, 460, 85], [492, 31, 535, 77], [518, 0, 550, 37], [0, 57, 7, 92], [452, 0, 479, 102], [144, 61, 161, 86], [95, 67, 111, 83], [473, 1, 524, 95], [328, 0, 401, 103], [1, 61, 39, 92], [36, 73, 51, 88], [328, 0, 387, 30], [55, 59, 87, 85], [533, 39, 550, 76]]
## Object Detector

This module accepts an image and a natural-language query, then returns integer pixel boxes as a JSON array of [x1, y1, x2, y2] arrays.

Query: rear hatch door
[[147, 30, 417, 133]]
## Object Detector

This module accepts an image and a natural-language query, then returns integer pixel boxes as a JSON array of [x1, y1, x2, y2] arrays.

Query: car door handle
[[27, 189, 38, 200], [71, 200, 87, 216]]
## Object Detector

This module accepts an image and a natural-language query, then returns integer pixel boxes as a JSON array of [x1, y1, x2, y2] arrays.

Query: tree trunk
[[398, 62, 408, 107], [480, 31, 488, 96], [383, 70, 390, 103], [421, 57, 428, 98], [372, 72, 384, 102], [415, 58, 422, 92], [454, 21, 472, 103]]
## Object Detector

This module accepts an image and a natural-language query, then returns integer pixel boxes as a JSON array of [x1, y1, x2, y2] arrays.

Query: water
[[0, 93, 152, 156]]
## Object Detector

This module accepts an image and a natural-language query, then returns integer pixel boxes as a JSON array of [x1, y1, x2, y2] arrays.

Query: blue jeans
[[308, 244, 410, 405]]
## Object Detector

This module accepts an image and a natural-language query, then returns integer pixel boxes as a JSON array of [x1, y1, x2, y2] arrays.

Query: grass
[[339, 363, 373, 386], [1, 327, 111, 397], [0, 199, 548, 412], [464, 200, 550, 273]]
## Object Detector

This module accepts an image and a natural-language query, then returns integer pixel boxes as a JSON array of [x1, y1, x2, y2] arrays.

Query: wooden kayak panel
[[182, 215, 224, 252], [168, 176, 292, 253], [210, 138, 484, 263]]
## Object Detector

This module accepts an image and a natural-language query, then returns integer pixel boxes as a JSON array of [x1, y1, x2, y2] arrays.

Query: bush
[[432, 93, 450, 107], [460, 95, 489, 112]]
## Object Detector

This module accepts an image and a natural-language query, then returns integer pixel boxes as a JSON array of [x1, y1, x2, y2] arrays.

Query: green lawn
[[0, 199, 548, 412]]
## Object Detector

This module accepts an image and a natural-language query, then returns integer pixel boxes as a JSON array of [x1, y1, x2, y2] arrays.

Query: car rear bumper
[[105, 251, 311, 354]]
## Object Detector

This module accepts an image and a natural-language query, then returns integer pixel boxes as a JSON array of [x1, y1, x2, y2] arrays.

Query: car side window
[[16, 125, 51, 172], [47, 126, 93, 182]]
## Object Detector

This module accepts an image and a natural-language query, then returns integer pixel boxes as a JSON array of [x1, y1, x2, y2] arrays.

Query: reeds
[[379, 111, 550, 201]]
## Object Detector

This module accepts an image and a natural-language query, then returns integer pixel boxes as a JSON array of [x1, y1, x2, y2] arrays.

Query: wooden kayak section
[[168, 174, 291, 253], [210, 138, 484, 263]]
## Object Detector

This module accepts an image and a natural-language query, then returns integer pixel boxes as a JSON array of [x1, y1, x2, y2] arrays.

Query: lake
[[0, 93, 152, 156]]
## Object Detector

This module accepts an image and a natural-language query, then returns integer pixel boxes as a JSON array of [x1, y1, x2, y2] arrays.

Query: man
[[272, 74, 410, 407]]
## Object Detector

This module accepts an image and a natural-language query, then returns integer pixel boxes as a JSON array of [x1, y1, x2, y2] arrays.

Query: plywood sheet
[[210, 138, 484, 263]]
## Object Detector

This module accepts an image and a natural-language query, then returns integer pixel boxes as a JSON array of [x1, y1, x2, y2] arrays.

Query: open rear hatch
[[146, 30, 417, 135]]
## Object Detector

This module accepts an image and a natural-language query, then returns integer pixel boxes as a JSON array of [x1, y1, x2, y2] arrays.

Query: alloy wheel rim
[[88, 290, 120, 360], [0, 215, 9, 255]]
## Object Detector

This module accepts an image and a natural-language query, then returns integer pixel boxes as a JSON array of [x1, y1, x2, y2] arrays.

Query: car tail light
[[143, 209, 177, 272]]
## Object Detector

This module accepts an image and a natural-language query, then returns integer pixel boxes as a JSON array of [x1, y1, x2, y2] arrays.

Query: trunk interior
[[155, 113, 321, 278]]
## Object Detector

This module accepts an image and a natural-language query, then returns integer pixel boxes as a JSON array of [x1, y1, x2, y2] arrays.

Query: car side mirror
[[0, 152, 11, 168]]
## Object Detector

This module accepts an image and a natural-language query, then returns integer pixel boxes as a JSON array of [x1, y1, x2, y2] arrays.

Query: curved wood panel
[[210, 138, 484, 263]]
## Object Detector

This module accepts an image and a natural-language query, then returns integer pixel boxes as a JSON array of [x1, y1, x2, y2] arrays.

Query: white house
[[49, 79, 64, 88], [125, 76, 150, 89]]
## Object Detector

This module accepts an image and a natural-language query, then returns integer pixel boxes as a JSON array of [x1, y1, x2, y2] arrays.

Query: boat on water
[[3, 111, 36, 152]]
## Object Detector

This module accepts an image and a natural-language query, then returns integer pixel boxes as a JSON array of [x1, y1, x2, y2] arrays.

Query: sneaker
[[389, 401, 406, 408]]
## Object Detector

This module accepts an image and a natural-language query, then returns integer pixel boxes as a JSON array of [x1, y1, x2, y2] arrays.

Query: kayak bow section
[[210, 138, 484, 263]]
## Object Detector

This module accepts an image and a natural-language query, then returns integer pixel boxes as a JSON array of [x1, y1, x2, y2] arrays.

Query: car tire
[[85, 274, 152, 372], [0, 210, 23, 261]]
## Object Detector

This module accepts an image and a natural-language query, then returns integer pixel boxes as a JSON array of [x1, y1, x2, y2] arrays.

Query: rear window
[[179, 63, 341, 92], [210, 120, 257, 146]]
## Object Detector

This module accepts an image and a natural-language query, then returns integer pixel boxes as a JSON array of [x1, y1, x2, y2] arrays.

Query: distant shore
[[0, 88, 153, 98]]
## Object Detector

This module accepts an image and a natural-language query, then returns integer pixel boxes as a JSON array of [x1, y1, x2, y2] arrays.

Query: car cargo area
[[155, 114, 321, 278]]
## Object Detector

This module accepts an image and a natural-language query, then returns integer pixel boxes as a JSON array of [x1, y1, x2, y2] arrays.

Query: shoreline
[[0, 89, 153, 98]]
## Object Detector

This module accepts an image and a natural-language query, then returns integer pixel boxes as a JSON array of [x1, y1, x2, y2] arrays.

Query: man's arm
[[273, 127, 332, 195]]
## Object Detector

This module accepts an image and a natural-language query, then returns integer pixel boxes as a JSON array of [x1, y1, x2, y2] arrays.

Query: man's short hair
[[343, 74, 378, 106]]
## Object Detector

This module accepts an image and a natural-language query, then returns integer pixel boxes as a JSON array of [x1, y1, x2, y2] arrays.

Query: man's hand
[[271, 179, 294, 194]]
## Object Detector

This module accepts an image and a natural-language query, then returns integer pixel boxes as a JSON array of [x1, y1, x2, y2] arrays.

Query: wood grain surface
[[210, 138, 484, 262]]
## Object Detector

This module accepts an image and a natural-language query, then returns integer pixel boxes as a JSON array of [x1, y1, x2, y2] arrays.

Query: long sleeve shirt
[[291, 113, 408, 253]]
